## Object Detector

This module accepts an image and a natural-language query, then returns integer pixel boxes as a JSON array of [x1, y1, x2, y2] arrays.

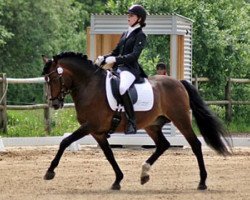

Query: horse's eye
[[45, 75, 50, 83]]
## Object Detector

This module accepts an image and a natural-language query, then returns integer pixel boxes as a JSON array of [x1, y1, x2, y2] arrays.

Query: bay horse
[[42, 52, 231, 190]]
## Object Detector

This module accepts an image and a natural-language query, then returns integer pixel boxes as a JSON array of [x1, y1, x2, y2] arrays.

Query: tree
[[0, 0, 86, 104], [105, 0, 249, 123], [106, 0, 250, 91], [76, 0, 108, 29], [0, 2, 13, 46]]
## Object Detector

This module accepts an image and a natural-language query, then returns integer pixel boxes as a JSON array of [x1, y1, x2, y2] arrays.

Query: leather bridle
[[44, 66, 70, 103]]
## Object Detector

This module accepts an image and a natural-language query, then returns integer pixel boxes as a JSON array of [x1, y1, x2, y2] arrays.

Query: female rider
[[96, 5, 148, 134]]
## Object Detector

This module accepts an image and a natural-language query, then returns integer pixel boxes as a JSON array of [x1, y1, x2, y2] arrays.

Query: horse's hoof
[[197, 183, 207, 190], [44, 171, 55, 180], [141, 175, 150, 185], [111, 183, 121, 190]]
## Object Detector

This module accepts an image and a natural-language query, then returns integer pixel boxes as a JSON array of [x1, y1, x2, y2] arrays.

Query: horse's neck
[[68, 67, 107, 124], [76, 68, 105, 87], [70, 68, 106, 106]]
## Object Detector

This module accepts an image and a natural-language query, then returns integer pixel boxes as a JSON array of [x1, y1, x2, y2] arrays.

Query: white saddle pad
[[105, 71, 154, 111]]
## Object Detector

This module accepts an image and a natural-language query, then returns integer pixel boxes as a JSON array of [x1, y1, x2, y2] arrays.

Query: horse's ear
[[42, 55, 49, 63], [83, 54, 88, 60]]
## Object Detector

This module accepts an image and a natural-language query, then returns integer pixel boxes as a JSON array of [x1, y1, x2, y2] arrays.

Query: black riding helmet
[[127, 5, 147, 27]]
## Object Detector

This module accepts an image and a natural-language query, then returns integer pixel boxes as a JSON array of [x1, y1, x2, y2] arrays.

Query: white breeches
[[119, 70, 136, 95]]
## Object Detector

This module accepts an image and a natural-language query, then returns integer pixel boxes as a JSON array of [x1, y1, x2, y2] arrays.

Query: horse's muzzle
[[51, 99, 64, 110]]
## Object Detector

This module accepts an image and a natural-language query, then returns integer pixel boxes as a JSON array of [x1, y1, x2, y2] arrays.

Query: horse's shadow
[[56, 187, 234, 196]]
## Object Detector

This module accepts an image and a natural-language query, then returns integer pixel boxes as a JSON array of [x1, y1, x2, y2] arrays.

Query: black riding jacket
[[105, 27, 147, 80]]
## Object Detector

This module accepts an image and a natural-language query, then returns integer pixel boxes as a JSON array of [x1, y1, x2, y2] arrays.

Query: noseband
[[45, 66, 70, 102]]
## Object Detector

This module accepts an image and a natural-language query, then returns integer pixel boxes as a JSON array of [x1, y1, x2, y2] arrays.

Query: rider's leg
[[119, 71, 136, 134]]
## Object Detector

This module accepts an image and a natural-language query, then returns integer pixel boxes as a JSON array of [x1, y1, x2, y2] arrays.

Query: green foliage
[[49, 109, 80, 136], [0, 0, 248, 133], [7, 83, 44, 105], [0, 0, 86, 76], [228, 116, 250, 133], [230, 82, 250, 121], [6, 109, 46, 137], [191, 1, 250, 81], [76, 0, 108, 29], [106, 0, 131, 13], [1, 0, 248, 101], [1, 107, 248, 137], [106, 0, 250, 123], [0, 25, 13, 47], [3, 109, 79, 137], [0, 0, 87, 104], [106, 0, 250, 78], [192, 104, 250, 135], [140, 35, 170, 75], [139, 49, 160, 76], [0, 1, 13, 46]]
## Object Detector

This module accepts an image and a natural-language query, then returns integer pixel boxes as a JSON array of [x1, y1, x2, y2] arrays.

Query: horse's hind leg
[[141, 124, 171, 185], [173, 116, 207, 190], [92, 134, 123, 190], [44, 125, 88, 180], [184, 130, 207, 190]]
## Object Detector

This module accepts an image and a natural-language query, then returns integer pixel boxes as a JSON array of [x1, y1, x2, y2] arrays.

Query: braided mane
[[42, 51, 103, 76], [42, 52, 95, 75], [53, 51, 89, 62]]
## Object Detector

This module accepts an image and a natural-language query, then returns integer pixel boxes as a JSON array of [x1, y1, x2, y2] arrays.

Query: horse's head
[[42, 55, 71, 110], [42, 52, 104, 109]]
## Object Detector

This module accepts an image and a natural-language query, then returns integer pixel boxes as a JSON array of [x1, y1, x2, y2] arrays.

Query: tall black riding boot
[[121, 92, 137, 134]]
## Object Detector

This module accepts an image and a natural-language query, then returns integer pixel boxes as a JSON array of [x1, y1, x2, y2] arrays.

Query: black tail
[[181, 80, 232, 155]]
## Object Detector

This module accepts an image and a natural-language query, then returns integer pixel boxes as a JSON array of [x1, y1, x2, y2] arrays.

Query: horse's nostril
[[51, 99, 64, 109], [51, 99, 60, 109], [53, 105, 60, 110]]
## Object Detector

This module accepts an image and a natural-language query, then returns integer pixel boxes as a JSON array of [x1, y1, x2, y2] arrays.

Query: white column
[[170, 34, 178, 79], [170, 34, 178, 135]]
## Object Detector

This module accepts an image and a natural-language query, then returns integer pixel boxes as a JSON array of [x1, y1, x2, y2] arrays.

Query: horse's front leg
[[92, 134, 123, 190], [44, 124, 89, 180]]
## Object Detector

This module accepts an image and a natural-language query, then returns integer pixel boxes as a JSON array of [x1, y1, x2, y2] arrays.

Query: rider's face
[[127, 14, 140, 27]]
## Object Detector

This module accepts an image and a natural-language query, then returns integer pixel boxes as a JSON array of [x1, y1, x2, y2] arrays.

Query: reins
[[93, 63, 106, 74]]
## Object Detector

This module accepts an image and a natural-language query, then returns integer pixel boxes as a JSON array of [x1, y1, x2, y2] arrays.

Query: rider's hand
[[105, 56, 116, 64], [95, 55, 104, 66]]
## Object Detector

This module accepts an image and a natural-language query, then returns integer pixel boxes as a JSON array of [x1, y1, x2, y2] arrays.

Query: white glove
[[105, 56, 116, 64], [95, 55, 104, 66]]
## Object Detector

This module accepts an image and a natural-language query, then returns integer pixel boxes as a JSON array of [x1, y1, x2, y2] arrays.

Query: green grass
[[1, 108, 79, 137], [227, 119, 250, 134], [0, 107, 249, 137], [192, 119, 250, 136]]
